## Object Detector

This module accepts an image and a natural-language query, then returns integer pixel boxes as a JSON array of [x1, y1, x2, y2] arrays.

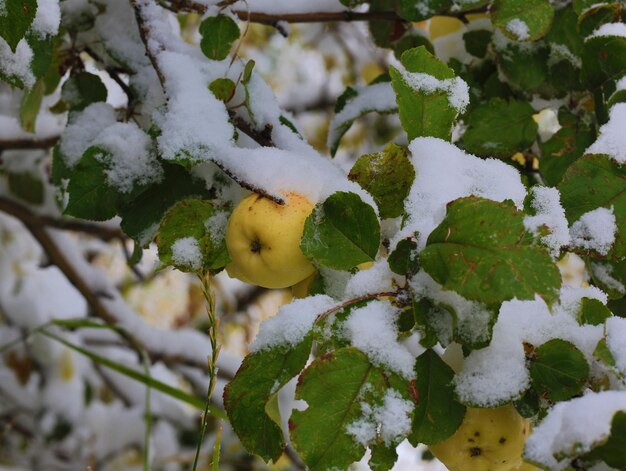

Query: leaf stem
[[192, 271, 222, 471]]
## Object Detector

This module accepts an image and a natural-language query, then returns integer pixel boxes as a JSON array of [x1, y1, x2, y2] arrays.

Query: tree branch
[[164, 1, 487, 23], [0, 196, 239, 379], [130, 0, 284, 204], [0, 197, 124, 241], [0, 135, 60, 151]]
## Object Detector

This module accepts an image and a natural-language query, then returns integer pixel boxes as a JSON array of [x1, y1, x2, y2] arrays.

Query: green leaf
[[368, 0, 404, 48], [491, 0, 554, 41], [119, 163, 211, 245], [463, 30, 492, 58], [64, 147, 120, 221], [412, 299, 442, 349], [0, 0, 37, 52], [209, 77, 236, 102], [301, 191, 380, 270], [594, 338, 616, 368], [578, 3, 623, 39], [514, 388, 540, 418], [578, 297, 612, 326], [582, 34, 626, 88], [496, 43, 550, 92], [7, 171, 44, 205], [396, 0, 453, 21], [589, 259, 626, 300], [369, 442, 398, 471], [583, 410, 626, 469], [348, 143, 415, 219], [20, 78, 44, 133], [390, 46, 464, 141], [558, 155, 626, 259], [409, 349, 466, 445], [388, 237, 419, 276], [545, 5, 583, 57], [290, 347, 410, 471], [539, 109, 595, 187], [420, 197, 561, 306], [156, 198, 230, 272], [393, 33, 434, 61], [329, 83, 397, 157], [61, 72, 108, 112], [224, 336, 313, 462], [199, 15, 240, 61], [463, 98, 538, 159], [40, 329, 223, 417], [529, 339, 590, 402], [27, 33, 53, 82]]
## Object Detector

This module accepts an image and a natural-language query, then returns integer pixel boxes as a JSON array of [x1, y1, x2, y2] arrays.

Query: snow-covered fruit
[[225, 192, 316, 289], [429, 405, 532, 471]]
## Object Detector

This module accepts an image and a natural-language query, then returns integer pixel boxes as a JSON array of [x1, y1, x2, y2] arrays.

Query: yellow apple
[[429, 405, 531, 471], [291, 271, 317, 298], [225, 192, 316, 289], [427, 16, 465, 40]]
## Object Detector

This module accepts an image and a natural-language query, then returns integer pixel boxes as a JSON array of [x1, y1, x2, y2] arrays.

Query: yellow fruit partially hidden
[[427, 16, 464, 40], [430, 405, 531, 471], [291, 271, 317, 299], [225, 192, 316, 289]]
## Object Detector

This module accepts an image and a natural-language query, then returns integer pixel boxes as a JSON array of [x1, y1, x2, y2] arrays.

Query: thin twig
[[0, 196, 124, 241], [0, 135, 60, 151], [164, 1, 487, 23], [129, 0, 283, 204], [317, 291, 399, 322], [0, 196, 218, 374]]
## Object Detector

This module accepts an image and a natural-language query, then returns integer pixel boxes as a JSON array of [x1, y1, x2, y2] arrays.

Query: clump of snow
[[587, 22, 626, 39], [399, 69, 469, 113], [156, 51, 235, 162], [251, 295, 336, 351], [59, 103, 117, 166], [591, 262, 626, 295], [0, 38, 35, 88], [454, 296, 604, 406], [344, 260, 395, 299], [204, 211, 229, 242], [92, 122, 163, 192], [570, 207, 617, 256], [347, 413, 377, 446], [606, 317, 626, 376], [506, 19, 530, 40], [525, 391, 626, 470], [343, 301, 415, 379], [558, 285, 608, 317], [548, 43, 582, 69], [411, 271, 493, 348], [524, 186, 570, 256], [31, 0, 61, 38], [327, 83, 397, 151], [586, 103, 626, 163], [375, 389, 414, 444], [398, 137, 526, 249], [347, 389, 413, 446], [91, 0, 150, 73], [171, 237, 202, 271]]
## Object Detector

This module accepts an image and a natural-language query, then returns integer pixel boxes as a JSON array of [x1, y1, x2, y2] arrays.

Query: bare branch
[[0, 197, 124, 241], [0, 135, 60, 151], [0, 196, 239, 379]]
